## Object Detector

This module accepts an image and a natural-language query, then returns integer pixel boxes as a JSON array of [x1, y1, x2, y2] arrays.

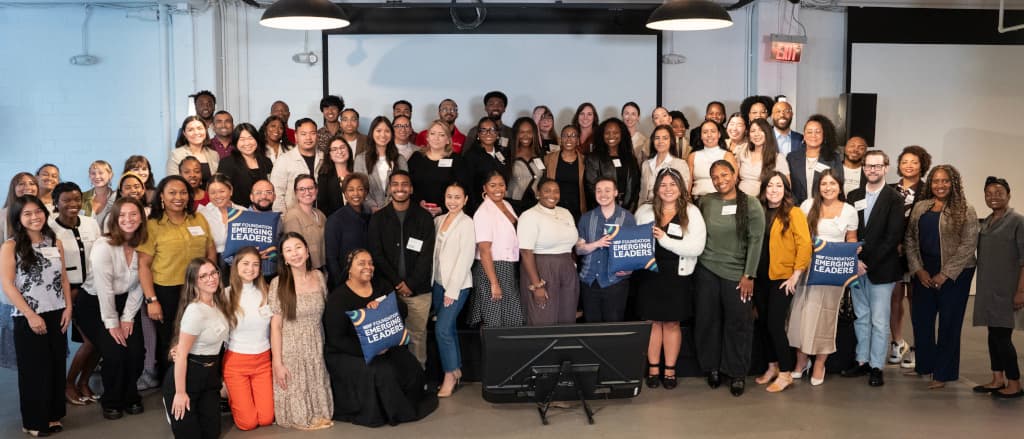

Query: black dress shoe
[[661, 366, 678, 390], [103, 408, 124, 420], [645, 363, 661, 389], [972, 385, 1004, 394], [840, 363, 870, 378], [707, 371, 721, 389], [47, 424, 63, 434], [992, 390, 1024, 399], [868, 368, 884, 387], [730, 378, 745, 396], [125, 403, 144, 415]]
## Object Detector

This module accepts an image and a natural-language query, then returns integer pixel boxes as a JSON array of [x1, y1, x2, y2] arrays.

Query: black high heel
[[646, 363, 661, 389], [661, 365, 678, 390]]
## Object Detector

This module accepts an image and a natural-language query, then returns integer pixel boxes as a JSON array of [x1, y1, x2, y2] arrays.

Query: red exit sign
[[771, 41, 803, 63]]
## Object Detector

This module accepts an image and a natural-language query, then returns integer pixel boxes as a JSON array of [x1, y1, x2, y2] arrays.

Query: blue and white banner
[[605, 223, 658, 273], [222, 209, 280, 271], [347, 293, 411, 364], [806, 238, 862, 288]]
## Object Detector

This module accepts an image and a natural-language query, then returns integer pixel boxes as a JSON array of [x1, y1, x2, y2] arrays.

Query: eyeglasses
[[296, 186, 316, 193], [479, 128, 498, 134], [252, 190, 275, 196], [393, 124, 411, 129], [198, 271, 220, 282], [864, 164, 886, 171]]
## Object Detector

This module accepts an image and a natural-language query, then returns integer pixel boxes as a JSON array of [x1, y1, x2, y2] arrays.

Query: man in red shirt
[[415, 98, 465, 153]]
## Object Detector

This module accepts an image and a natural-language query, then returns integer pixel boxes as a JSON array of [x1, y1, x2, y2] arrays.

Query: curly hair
[[921, 164, 968, 232], [740, 95, 776, 125], [897, 145, 932, 179], [804, 114, 840, 161]]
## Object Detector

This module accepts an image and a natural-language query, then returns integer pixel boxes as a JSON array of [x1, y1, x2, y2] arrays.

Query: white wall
[[0, 0, 849, 194]]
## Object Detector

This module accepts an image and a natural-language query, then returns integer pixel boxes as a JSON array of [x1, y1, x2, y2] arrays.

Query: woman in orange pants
[[223, 247, 274, 430]]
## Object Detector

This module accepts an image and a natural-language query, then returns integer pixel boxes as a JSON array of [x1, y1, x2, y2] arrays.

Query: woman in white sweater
[[431, 183, 476, 397], [223, 246, 274, 430]]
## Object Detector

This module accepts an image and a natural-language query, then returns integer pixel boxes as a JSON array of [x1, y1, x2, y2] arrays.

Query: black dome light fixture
[[646, 0, 733, 31], [260, 0, 351, 30]]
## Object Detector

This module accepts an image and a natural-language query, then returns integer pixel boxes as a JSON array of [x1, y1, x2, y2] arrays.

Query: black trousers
[[988, 326, 1020, 380], [753, 277, 795, 372], [77, 292, 145, 410], [694, 264, 754, 378], [153, 283, 183, 381], [13, 309, 67, 431], [580, 279, 630, 323], [163, 354, 223, 439]]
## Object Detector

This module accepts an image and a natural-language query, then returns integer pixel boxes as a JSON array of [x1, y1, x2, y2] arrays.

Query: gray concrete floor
[[2, 297, 1022, 438]]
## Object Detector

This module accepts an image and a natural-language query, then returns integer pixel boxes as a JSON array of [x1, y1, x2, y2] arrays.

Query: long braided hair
[[920, 164, 968, 232]]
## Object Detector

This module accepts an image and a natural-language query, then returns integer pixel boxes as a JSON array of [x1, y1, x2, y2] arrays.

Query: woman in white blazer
[[431, 183, 475, 398]]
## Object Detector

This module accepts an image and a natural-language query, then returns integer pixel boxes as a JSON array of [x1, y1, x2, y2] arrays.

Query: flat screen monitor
[[481, 322, 651, 404]]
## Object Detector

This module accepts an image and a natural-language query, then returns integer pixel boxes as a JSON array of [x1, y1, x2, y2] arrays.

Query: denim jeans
[[851, 277, 894, 369], [431, 283, 470, 373]]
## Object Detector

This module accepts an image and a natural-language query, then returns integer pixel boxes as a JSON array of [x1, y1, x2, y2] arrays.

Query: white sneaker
[[901, 348, 916, 369], [889, 339, 908, 364]]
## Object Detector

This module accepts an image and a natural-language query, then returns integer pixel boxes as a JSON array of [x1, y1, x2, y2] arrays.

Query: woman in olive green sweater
[[695, 160, 766, 397]]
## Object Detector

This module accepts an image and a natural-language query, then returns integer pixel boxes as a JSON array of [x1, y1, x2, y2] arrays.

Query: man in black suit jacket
[[841, 150, 905, 386], [367, 170, 436, 367]]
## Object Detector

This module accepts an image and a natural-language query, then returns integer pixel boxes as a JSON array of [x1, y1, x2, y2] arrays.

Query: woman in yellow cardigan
[[753, 172, 812, 392]]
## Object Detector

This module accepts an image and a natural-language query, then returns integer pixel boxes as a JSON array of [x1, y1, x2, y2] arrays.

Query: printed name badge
[[39, 247, 60, 259], [495, 151, 505, 163], [406, 237, 424, 252], [813, 162, 830, 173], [612, 158, 622, 168], [187, 226, 205, 236], [498, 137, 509, 147], [722, 205, 738, 216], [854, 199, 867, 211], [438, 158, 453, 168], [533, 158, 546, 170], [666, 223, 683, 237]]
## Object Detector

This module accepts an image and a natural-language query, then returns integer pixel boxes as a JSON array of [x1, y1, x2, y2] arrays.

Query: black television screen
[[481, 322, 651, 404]]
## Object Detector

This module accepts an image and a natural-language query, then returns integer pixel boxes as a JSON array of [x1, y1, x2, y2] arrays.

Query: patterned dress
[[270, 271, 333, 428]]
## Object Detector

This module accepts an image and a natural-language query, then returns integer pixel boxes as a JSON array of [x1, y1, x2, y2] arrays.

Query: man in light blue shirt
[[771, 100, 803, 156]]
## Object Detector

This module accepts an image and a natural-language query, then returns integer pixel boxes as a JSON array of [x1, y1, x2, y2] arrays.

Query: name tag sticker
[[438, 158, 453, 168], [854, 199, 867, 211], [406, 237, 424, 252], [667, 223, 683, 237], [187, 226, 205, 236], [612, 159, 622, 168], [533, 158, 546, 170], [498, 137, 509, 147], [813, 162, 830, 173], [39, 247, 60, 259], [722, 205, 738, 216]]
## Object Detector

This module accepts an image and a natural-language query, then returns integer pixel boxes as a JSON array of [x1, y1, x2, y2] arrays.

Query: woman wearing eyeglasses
[[462, 117, 510, 216], [281, 175, 326, 272]]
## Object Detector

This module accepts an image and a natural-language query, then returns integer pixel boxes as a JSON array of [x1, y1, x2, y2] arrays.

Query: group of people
[[1, 89, 1022, 438]]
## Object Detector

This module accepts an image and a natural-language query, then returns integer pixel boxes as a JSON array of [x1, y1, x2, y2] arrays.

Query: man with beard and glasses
[[247, 179, 282, 281], [771, 100, 802, 156], [416, 99, 466, 153]]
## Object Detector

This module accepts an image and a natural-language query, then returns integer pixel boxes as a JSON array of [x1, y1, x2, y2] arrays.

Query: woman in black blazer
[[584, 118, 640, 211], [217, 123, 273, 207], [786, 114, 844, 205]]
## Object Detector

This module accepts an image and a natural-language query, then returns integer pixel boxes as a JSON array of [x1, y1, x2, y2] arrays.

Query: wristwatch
[[144, 296, 159, 304]]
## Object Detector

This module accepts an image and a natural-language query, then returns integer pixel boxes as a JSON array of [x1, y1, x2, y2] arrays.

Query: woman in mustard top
[[753, 172, 811, 393], [137, 175, 216, 385]]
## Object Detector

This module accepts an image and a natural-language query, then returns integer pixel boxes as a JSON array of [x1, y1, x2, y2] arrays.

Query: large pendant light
[[646, 0, 733, 31], [260, 0, 351, 30]]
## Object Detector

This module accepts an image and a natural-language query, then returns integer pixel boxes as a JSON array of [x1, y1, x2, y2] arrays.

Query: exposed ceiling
[[1, 0, 1022, 9]]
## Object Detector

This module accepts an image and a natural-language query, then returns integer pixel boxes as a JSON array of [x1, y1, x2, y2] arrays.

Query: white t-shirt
[[226, 283, 271, 354], [179, 301, 230, 356], [517, 204, 579, 254], [800, 199, 858, 242], [843, 165, 862, 196]]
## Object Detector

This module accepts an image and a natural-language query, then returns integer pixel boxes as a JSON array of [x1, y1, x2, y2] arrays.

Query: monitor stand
[[535, 360, 595, 425]]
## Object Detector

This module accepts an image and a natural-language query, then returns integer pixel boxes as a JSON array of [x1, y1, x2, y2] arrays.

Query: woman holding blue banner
[[197, 174, 244, 258], [903, 165, 978, 390], [634, 168, 706, 390], [324, 249, 437, 426], [695, 160, 765, 396], [788, 169, 858, 386]]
